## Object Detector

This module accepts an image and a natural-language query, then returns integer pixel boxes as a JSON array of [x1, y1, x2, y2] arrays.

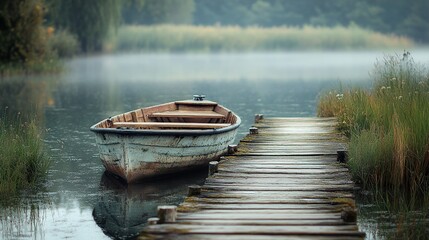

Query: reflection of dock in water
[[93, 171, 205, 240]]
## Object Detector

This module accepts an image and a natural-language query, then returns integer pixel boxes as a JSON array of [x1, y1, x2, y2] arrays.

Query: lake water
[[2, 51, 429, 239]]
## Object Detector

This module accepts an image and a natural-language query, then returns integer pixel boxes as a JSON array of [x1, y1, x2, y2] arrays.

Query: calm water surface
[[2, 51, 429, 239]]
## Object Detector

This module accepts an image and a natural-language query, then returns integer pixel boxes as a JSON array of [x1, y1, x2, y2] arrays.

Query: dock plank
[[138, 117, 365, 239], [141, 234, 363, 240], [143, 224, 364, 236]]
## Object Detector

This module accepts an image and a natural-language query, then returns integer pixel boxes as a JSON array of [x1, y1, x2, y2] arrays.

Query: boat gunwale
[[90, 100, 241, 136], [90, 115, 241, 136]]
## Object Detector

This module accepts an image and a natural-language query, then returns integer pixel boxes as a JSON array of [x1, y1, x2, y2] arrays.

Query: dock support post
[[249, 127, 259, 134], [187, 185, 202, 197], [208, 161, 219, 176], [341, 207, 357, 223], [228, 144, 238, 154], [147, 217, 159, 225], [157, 206, 177, 223], [337, 150, 348, 163], [254, 114, 264, 123]]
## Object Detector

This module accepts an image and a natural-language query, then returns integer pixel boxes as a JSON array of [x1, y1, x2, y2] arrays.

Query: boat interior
[[96, 100, 238, 130]]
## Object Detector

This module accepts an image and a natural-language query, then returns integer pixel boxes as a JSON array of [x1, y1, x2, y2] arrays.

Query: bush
[[47, 29, 80, 58]]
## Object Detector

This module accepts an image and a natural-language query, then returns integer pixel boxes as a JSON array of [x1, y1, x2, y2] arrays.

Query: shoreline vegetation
[[0, 111, 50, 198], [318, 53, 429, 197], [318, 52, 429, 237], [357, 191, 429, 239], [2, 0, 427, 76], [0, 28, 78, 77], [2, 24, 415, 76], [107, 25, 414, 53]]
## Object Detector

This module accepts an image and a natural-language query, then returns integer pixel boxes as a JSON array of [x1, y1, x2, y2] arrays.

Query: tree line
[[1, 0, 428, 66], [123, 0, 429, 43]]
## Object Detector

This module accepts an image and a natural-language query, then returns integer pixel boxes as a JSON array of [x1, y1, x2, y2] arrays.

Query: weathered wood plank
[[212, 172, 352, 179], [233, 152, 339, 156], [198, 191, 354, 199], [143, 224, 364, 236], [175, 219, 353, 226], [218, 164, 346, 170], [221, 156, 340, 164], [216, 168, 349, 175], [180, 209, 344, 215], [201, 185, 355, 192], [178, 203, 351, 211], [112, 122, 230, 129], [149, 110, 225, 119], [178, 198, 351, 205], [238, 144, 345, 150], [237, 143, 346, 149], [141, 234, 363, 240], [206, 178, 353, 185], [221, 160, 338, 165]]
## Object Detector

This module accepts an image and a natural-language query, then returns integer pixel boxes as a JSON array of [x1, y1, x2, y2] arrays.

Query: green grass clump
[[318, 53, 429, 195], [109, 24, 414, 52], [0, 112, 50, 196]]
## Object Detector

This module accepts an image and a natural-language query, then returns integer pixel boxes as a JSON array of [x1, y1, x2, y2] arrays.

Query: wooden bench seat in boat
[[175, 100, 218, 106], [148, 110, 225, 119], [112, 122, 231, 129]]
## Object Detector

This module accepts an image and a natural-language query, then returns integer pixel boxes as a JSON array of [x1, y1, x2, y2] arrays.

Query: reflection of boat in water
[[92, 171, 206, 240]]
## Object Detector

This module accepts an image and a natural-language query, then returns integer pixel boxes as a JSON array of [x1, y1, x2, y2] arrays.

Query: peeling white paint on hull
[[94, 129, 237, 183]]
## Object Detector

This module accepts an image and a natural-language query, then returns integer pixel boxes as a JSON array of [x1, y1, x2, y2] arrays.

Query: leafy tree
[[47, 0, 122, 52], [122, 0, 146, 24], [163, 0, 195, 24], [122, 0, 194, 25], [0, 0, 47, 64], [396, 0, 429, 42], [193, 0, 429, 43], [250, 0, 274, 26], [194, 0, 253, 26], [347, 2, 387, 31]]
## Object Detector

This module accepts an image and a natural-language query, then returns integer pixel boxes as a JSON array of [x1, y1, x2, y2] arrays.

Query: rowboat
[[90, 96, 241, 183]]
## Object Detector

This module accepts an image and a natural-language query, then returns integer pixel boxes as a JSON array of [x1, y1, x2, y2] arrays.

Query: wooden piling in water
[[337, 150, 348, 163], [254, 114, 264, 123], [157, 206, 177, 223], [249, 127, 259, 134], [187, 185, 202, 197], [228, 144, 238, 154], [140, 117, 365, 239], [147, 217, 159, 225], [208, 161, 219, 176]]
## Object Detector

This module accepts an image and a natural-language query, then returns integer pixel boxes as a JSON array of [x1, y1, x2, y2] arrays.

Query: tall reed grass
[[0, 111, 50, 196], [318, 53, 429, 195], [109, 25, 413, 52]]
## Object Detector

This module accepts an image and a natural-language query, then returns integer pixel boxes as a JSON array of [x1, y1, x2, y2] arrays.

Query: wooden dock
[[139, 117, 365, 240]]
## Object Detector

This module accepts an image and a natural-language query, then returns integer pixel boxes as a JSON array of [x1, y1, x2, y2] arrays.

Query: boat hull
[[93, 129, 237, 183]]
